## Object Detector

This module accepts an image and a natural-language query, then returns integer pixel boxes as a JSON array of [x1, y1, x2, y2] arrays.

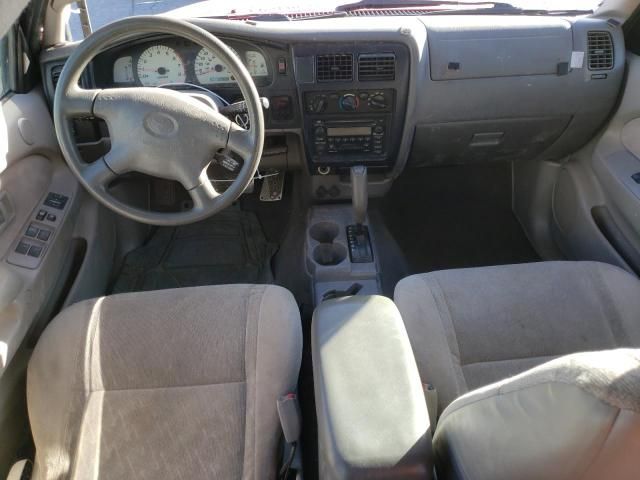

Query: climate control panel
[[305, 89, 394, 114]]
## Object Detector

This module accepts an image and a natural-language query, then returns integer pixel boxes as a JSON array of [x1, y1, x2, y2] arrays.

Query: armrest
[[312, 295, 433, 479]]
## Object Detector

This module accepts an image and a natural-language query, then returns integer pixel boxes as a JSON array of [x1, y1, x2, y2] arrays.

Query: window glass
[[68, 0, 605, 40]]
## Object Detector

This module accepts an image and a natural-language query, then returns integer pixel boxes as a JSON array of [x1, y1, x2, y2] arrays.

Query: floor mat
[[376, 162, 540, 274], [112, 207, 278, 293]]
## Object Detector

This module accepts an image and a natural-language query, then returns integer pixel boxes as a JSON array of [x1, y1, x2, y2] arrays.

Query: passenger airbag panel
[[428, 18, 572, 80]]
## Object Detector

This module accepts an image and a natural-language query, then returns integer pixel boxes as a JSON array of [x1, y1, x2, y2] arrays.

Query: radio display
[[327, 126, 371, 137]]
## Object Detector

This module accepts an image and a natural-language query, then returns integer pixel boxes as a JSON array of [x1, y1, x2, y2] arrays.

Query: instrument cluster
[[110, 38, 271, 87]]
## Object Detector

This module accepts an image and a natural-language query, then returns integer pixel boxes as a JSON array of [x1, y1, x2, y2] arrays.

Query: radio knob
[[339, 93, 359, 112], [369, 94, 387, 109], [314, 126, 326, 138], [373, 125, 384, 134]]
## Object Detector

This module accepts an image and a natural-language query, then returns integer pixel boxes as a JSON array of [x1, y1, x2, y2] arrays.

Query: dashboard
[[42, 15, 625, 186], [93, 37, 273, 88]]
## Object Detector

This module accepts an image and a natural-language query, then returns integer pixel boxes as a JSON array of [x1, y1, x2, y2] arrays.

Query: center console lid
[[312, 295, 432, 479]]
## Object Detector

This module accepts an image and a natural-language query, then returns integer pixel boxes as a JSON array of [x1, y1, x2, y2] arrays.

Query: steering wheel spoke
[[103, 145, 134, 175], [187, 171, 220, 210], [80, 158, 117, 190], [226, 124, 256, 161], [64, 87, 101, 116]]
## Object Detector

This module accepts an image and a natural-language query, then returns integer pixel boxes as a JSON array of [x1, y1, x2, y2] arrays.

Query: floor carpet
[[112, 206, 277, 293], [376, 162, 540, 275]]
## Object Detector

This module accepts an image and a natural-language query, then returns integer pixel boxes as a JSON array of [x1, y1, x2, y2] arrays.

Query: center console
[[293, 43, 410, 175], [312, 295, 433, 479]]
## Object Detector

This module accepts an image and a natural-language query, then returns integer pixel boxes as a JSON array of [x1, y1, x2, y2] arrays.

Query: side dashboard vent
[[587, 31, 614, 70], [50, 64, 63, 89], [358, 53, 395, 81], [50, 63, 91, 93], [316, 54, 353, 82]]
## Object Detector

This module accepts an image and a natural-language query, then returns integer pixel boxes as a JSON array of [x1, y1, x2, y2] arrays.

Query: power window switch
[[37, 229, 51, 241], [25, 224, 38, 237], [36, 209, 47, 221], [27, 245, 43, 258], [46, 213, 57, 222], [15, 242, 30, 255]]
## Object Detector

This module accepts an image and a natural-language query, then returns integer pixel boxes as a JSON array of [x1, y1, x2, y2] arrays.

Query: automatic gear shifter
[[347, 166, 374, 263], [351, 166, 368, 225]]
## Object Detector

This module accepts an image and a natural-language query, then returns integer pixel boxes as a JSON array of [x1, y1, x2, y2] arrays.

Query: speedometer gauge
[[194, 47, 241, 84], [136, 45, 185, 86], [245, 51, 268, 77]]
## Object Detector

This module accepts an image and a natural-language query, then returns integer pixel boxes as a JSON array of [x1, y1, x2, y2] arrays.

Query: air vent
[[316, 54, 353, 82], [358, 53, 395, 81], [587, 31, 613, 71], [50, 64, 63, 89], [348, 8, 433, 16]]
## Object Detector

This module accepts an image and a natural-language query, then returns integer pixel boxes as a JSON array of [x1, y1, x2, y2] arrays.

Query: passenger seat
[[394, 261, 640, 480]]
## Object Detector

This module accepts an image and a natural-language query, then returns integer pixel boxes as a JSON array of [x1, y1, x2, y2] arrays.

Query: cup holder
[[313, 243, 347, 266], [309, 221, 340, 244]]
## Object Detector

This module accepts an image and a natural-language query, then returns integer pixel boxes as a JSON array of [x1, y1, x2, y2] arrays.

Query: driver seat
[[26, 284, 302, 479]]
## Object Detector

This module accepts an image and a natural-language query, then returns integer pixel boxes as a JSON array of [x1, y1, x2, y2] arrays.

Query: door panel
[[551, 52, 640, 273], [0, 87, 81, 477]]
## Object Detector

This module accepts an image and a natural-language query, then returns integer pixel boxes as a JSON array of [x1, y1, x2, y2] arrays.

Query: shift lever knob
[[351, 166, 368, 226]]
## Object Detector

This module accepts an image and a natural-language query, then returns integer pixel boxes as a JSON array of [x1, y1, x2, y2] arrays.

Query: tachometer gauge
[[136, 45, 185, 86], [194, 47, 241, 84], [245, 51, 268, 77]]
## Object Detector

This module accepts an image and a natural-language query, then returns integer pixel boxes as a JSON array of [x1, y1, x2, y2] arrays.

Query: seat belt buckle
[[423, 383, 438, 433], [277, 393, 301, 444]]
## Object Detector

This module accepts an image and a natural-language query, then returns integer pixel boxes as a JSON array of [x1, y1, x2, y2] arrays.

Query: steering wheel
[[53, 16, 265, 226]]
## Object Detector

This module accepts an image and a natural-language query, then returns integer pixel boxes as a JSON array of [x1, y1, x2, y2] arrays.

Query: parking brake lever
[[219, 97, 270, 116]]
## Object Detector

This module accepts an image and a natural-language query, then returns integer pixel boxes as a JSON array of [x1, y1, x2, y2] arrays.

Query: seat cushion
[[27, 284, 302, 480], [394, 261, 640, 413]]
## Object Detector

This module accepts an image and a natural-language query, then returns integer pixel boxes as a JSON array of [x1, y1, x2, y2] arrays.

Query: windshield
[[68, 0, 604, 40]]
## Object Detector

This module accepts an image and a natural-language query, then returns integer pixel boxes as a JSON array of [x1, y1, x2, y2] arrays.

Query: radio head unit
[[313, 119, 387, 158]]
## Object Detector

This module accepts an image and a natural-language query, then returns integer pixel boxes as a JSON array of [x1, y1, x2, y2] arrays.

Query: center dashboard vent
[[316, 54, 353, 82], [587, 31, 614, 70], [358, 53, 395, 81]]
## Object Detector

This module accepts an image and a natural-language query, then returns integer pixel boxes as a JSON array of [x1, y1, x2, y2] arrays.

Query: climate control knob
[[339, 93, 360, 112], [369, 93, 387, 110]]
